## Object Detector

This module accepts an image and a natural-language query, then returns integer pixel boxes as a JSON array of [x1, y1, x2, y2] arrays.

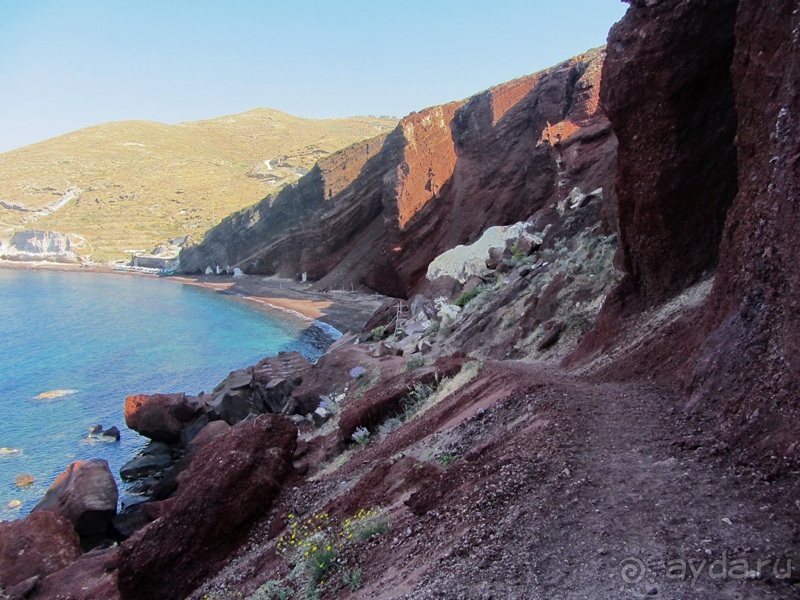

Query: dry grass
[[0, 109, 397, 261]]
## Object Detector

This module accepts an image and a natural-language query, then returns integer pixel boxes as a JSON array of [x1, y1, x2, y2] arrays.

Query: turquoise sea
[[0, 269, 334, 518]]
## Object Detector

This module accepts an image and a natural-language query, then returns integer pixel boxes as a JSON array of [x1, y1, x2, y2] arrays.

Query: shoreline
[[0, 260, 387, 335]]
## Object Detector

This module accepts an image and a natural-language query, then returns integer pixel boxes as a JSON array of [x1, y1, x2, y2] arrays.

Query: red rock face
[[124, 392, 203, 443], [181, 49, 616, 299], [116, 415, 296, 600], [686, 0, 800, 462], [575, 0, 800, 467], [601, 0, 739, 307], [0, 511, 81, 591]]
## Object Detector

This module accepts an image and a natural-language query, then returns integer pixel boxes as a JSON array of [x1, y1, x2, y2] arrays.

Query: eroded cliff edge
[[180, 48, 616, 298]]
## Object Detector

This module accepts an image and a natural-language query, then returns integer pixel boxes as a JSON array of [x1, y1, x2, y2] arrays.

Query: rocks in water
[[120, 454, 172, 481], [124, 392, 205, 443], [0, 510, 81, 592], [117, 415, 297, 600], [88, 424, 121, 442], [32, 459, 118, 537], [102, 426, 121, 441], [15, 473, 35, 487]]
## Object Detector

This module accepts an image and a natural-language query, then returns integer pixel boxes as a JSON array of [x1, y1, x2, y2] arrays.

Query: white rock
[[437, 304, 461, 322], [426, 222, 530, 283]]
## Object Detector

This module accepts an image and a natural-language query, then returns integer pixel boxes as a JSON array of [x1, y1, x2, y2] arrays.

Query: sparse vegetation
[[271, 508, 389, 598], [370, 325, 386, 341], [404, 355, 427, 371], [351, 426, 371, 447], [438, 454, 457, 467], [454, 288, 481, 308], [0, 112, 398, 261], [249, 580, 293, 600]]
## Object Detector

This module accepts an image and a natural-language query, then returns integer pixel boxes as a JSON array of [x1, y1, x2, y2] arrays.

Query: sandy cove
[[167, 274, 388, 333], [0, 260, 387, 334]]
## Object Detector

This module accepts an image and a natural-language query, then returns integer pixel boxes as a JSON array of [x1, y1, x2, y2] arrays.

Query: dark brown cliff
[[687, 0, 800, 464], [574, 0, 800, 469], [180, 48, 617, 298], [601, 0, 739, 308]]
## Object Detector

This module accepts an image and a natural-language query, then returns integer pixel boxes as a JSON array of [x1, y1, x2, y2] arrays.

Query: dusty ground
[[195, 359, 800, 600]]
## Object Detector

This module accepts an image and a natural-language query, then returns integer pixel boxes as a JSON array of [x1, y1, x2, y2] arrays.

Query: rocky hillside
[[180, 48, 616, 298], [0, 110, 396, 262], [2, 1, 799, 598]]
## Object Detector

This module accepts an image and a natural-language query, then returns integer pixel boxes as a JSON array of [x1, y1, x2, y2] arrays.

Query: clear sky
[[0, 1, 628, 153]]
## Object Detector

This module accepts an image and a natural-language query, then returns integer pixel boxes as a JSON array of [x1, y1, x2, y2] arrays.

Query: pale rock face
[[0, 230, 80, 263], [426, 222, 530, 283], [11, 230, 72, 254]]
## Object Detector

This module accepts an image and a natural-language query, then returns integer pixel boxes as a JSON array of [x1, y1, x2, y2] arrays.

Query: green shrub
[[342, 568, 363, 592], [404, 356, 426, 371], [454, 288, 480, 308], [274, 508, 390, 598], [438, 454, 457, 467], [250, 580, 293, 600]]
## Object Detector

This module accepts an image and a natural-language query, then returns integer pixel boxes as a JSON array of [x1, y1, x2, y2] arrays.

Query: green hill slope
[[0, 109, 397, 261]]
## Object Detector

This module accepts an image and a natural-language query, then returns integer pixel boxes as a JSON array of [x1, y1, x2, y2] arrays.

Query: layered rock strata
[[181, 48, 616, 298]]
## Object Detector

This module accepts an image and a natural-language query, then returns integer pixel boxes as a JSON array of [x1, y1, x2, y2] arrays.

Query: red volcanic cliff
[[687, 0, 800, 462], [601, 0, 739, 308], [180, 48, 616, 298], [576, 0, 800, 468]]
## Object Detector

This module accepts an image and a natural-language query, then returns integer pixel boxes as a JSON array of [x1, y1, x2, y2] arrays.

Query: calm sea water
[[0, 269, 334, 518]]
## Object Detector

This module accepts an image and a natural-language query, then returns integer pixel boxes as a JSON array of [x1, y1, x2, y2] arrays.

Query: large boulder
[[0, 511, 81, 592], [32, 459, 118, 536], [117, 414, 297, 600], [119, 454, 172, 481], [124, 393, 205, 443], [206, 370, 268, 424]]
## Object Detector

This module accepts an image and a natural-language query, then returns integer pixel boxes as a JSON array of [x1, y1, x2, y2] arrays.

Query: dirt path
[[523, 378, 798, 599], [376, 363, 800, 599], [194, 362, 799, 599]]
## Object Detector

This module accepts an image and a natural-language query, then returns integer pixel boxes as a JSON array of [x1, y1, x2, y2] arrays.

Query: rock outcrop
[[181, 48, 616, 298], [117, 415, 297, 600], [0, 230, 81, 263], [0, 511, 81, 593], [32, 460, 118, 537], [686, 0, 800, 463], [573, 0, 800, 468]]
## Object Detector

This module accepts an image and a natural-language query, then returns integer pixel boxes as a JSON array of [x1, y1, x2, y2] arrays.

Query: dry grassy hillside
[[0, 109, 397, 261]]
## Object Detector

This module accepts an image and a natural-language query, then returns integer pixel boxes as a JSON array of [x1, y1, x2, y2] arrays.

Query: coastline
[[0, 260, 387, 334]]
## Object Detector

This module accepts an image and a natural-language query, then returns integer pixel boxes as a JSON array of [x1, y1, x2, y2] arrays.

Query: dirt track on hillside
[[196, 361, 800, 599]]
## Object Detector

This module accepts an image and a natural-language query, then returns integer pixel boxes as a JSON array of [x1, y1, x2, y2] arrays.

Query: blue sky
[[0, 1, 627, 153]]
